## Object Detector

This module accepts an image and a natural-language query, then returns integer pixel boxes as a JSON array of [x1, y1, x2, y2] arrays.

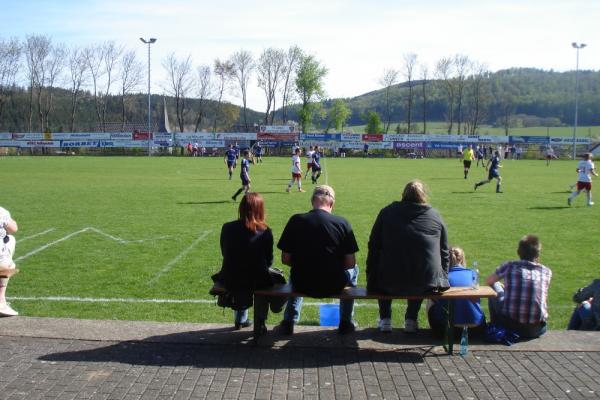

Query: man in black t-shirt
[[277, 185, 360, 335]]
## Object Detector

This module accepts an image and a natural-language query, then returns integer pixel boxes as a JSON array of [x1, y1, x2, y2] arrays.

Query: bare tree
[[454, 54, 470, 134], [83, 44, 105, 130], [194, 65, 213, 132], [213, 58, 235, 132], [378, 68, 399, 133], [67, 47, 88, 132], [24, 34, 51, 132], [231, 50, 254, 131], [435, 57, 456, 134], [0, 38, 21, 123], [402, 53, 418, 134], [257, 48, 285, 124], [119, 50, 143, 130], [84, 41, 123, 132], [465, 62, 490, 134], [419, 65, 428, 134], [37, 43, 66, 132], [163, 53, 194, 132], [280, 45, 302, 123]]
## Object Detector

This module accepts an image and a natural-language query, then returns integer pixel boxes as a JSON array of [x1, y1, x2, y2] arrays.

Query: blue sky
[[3, 0, 598, 111]]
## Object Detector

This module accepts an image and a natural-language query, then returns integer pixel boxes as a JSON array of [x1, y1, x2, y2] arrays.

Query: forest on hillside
[[1, 35, 599, 134]]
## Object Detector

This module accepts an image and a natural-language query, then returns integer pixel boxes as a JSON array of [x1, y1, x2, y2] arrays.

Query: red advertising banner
[[133, 130, 152, 140], [362, 134, 383, 142]]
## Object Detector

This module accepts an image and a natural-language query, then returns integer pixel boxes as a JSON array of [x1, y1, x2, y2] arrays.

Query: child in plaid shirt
[[486, 235, 552, 338]]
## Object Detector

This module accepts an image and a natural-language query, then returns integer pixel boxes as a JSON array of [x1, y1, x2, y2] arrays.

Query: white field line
[[15, 227, 171, 262], [19, 228, 56, 242], [149, 230, 211, 284], [6, 295, 577, 309]]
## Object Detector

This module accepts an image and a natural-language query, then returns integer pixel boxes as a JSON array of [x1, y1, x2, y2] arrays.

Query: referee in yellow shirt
[[463, 144, 475, 179]]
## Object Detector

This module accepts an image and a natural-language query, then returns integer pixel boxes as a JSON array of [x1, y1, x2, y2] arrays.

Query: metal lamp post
[[140, 37, 157, 156], [571, 42, 586, 160]]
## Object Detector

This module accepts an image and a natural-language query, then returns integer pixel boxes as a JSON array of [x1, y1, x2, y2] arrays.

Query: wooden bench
[[210, 283, 496, 354]]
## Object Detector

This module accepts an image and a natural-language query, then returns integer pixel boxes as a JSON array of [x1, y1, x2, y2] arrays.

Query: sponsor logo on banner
[[362, 134, 383, 142], [509, 136, 549, 144], [25, 140, 60, 147], [214, 132, 257, 140], [257, 132, 298, 141], [13, 133, 44, 140], [394, 141, 426, 149], [200, 140, 225, 147], [176, 133, 214, 141], [259, 125, 296, 133], [429, 142, 464, 149], [340, 133, 362, 141], [0, 133, 12, 140], [133, 131, 152, 140], [60, 140, 100, 147], [548, 137, 591, 144], [110, 132, 133, 139], [300, 133, 340, 141], [52, 132, 111, 140]]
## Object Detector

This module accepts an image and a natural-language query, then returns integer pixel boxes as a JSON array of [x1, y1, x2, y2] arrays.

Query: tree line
[[2, 35, 600, 135]]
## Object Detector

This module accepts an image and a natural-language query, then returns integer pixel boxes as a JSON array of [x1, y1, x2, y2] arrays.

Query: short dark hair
[[518, 234, 541, 261]]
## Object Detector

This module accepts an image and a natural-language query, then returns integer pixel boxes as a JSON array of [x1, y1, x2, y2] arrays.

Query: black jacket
[[213, 220, 274, 308], [366, 201, 450, 295]]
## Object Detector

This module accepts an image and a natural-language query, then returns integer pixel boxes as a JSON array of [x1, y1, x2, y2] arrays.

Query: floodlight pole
[[140, 37, 157, 156], [571, 42, 586, 160]]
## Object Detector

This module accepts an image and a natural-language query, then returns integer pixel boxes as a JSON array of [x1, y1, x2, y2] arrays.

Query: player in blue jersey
[[224, 145, 238, 180], [474, 150, 503, 193], [232, 150, 252, 201], [253, 142, 263, 163], [311, 145, 322, 184]]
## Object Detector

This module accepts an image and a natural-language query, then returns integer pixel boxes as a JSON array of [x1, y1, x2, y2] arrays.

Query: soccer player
[[546, 146, 555, 166], [224, 145, 237, 180], [462, 145, 475, 179], [232, 150, 252, 201], [568, 153, 598, 206], [287, 148, 305, 193], [474, 150, 503, 193], [476, 145, 486, 167], [304, 146, 314, 179], [254, 142, 263, 163], [311, 145, 322, 184]]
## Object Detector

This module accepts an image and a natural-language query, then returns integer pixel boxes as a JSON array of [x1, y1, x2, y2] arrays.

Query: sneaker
[[234, 320, 252, 330], [377, 318, 392, 332], [298, 189, 305, 192], [588, 202, 594, 206], [338, 320, 358, 335], [231, 196, 237, 201], [404, 319, 418, 333], [0, 302, 18, 317], [568, 197, 572, 206], [278, 320, 294, 335], [285, 187, 291, 193], [253, 321, 267, 338], [474, 183, 478, 191]]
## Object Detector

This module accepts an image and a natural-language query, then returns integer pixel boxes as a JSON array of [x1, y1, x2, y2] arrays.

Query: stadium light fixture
[[571, 42, 586, 160], [140, 37, 157, 156]]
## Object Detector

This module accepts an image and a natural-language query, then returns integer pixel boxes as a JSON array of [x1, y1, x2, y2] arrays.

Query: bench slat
[[210, 283, 496, 300]]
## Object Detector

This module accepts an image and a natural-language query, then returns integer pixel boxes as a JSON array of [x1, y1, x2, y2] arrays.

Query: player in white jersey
[[304, 146, 315, 179], [568, 153, 598, 206], [546, 146, 555, 166], [0, 206, 18, 317], [287, 147, 305, 192]]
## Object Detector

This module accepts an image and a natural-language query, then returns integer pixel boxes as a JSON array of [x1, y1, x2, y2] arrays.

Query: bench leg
[[443, 301, 455, 355]]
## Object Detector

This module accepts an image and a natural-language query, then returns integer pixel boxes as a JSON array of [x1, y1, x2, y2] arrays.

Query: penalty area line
[[20, 228, 56, 242]]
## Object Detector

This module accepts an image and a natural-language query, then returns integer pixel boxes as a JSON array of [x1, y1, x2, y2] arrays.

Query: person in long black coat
[[366, 180, 450, 333]]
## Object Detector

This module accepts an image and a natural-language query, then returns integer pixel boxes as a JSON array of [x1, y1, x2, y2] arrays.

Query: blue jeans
[[567, 302, 593, 330], [283, 266, 359, 324], [233, 295, 270, 324], [378, 299, 423, 321], [488, 283, 547, 338]]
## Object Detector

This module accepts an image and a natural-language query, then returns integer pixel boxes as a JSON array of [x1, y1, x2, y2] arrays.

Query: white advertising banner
[[340, 133, 362, 141], [52, 132, 111, 140], [110, 132, 133, 139], [176, 133, 215, 141], [200, 140, 225, 147], [548, 137, 591, 144], [0, 133, 12, 140], [259, 125, 296, 134], [214, 132, 257, 140], [11, 133, 44, 140]]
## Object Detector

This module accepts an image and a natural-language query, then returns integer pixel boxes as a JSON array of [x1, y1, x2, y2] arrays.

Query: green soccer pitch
[[3, 155, 597, 329]]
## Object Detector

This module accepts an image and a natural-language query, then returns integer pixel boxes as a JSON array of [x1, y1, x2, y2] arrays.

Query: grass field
[[3, 155, 598, 330], [348, 122, 600, 138]]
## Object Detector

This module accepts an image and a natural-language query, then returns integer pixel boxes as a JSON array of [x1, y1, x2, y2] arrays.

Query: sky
[[2, 0, 598, 112]]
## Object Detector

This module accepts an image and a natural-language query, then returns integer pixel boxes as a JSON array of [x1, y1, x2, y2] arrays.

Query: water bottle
[[459, 326, 469, 356], [472, 262, 480, 289]]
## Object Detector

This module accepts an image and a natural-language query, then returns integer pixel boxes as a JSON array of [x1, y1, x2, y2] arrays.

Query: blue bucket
[[319, 303, 340, 327]]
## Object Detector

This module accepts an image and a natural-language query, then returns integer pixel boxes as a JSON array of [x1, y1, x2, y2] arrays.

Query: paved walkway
[[1, 317, 599, 399]]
